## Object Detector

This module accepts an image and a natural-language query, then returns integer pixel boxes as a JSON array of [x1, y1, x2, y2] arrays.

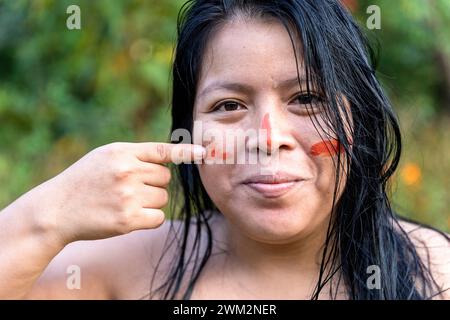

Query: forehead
[[197, 18, 304, 92]]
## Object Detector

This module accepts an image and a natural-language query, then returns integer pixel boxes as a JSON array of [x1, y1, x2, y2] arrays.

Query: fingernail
[[193, 145, 206, 158]]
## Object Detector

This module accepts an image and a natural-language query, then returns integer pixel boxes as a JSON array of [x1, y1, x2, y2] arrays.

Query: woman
[[0, 0, 448, 300]]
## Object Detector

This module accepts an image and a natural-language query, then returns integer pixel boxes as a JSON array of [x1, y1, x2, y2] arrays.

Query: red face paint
[[210, 142, 216, 158], [261, 113, 272, 150], [310, 138, 344, 157], [206, 142, 228, 162]]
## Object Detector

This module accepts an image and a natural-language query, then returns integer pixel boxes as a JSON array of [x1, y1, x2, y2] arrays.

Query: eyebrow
[[197, 75, 309, 98]]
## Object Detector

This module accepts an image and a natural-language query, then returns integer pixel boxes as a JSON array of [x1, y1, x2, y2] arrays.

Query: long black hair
[[150, 0, 448, 300]]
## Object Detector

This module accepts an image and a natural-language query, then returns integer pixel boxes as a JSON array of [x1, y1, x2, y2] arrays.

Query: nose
[[247, 109, 297, 155]]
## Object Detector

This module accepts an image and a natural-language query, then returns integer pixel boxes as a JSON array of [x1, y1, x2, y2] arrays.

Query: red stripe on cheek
[[207, 142, 228, 161], [206, 142, 230, 161], [310, 139, 344, 157], [261, 113, 272, 149]]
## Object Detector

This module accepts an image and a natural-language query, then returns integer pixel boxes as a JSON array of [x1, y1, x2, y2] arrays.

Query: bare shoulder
[[28, 220, 177, 299], [71, 213, 223, 300], [95, 219, 185, 299], [398, 220, 450, 299], [30, 214, 222, 299], [399, 220, 450, 252]]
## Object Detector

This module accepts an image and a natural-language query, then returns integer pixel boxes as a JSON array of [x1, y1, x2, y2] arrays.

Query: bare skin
[[0, 18, 448, 300], [4, 214, 447, 300], [0, 142, 205, 299]]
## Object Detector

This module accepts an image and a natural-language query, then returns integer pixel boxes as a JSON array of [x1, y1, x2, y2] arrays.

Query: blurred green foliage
[[0, 0, 184, 205], [0, 0, 449, 231], [354, 0, 450, 231]]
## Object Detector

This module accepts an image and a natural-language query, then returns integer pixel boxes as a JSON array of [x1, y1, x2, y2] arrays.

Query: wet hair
[[150, 0, 449, 299]]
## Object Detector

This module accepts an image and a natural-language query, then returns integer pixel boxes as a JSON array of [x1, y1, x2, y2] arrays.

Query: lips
[[241, 172, 306, 198]]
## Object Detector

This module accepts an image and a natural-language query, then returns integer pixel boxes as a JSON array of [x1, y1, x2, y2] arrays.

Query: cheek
[[206, 141, 229, 161], [303, 122, 347, 197], [197, 163, 235, 206], [193, 119, 232, 161], [311, 150, 348, 206]]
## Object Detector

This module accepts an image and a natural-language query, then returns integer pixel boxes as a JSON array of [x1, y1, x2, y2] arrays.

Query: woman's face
[[193, 18, 349, 244]]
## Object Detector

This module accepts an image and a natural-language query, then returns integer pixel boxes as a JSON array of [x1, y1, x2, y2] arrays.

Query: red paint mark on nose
[[261, 113, 272, 150], [310, 138, 344, 157], [210, 143, 216, 158]]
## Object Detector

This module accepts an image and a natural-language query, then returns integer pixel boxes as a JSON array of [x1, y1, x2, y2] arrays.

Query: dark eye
[[293, 93, 324, 105], [213, 101, 246, 112]]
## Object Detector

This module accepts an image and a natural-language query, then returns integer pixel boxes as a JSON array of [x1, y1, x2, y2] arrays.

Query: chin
[[225, 203, 321, 244]]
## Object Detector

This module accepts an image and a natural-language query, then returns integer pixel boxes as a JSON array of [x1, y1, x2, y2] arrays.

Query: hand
[[27, 142, 205, 246]]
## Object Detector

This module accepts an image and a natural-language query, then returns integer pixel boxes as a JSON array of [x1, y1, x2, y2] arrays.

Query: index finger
[[134, 142, 206, 164]]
